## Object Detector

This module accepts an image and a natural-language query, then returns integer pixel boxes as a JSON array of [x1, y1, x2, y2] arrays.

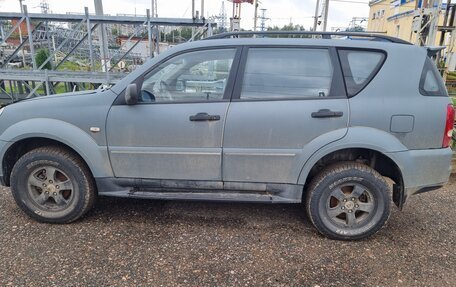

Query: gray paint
[[107, 102, 229, 180], [223, 99, 348, 183], [390, 115, 414, 133], [0, 37, 452, 204]]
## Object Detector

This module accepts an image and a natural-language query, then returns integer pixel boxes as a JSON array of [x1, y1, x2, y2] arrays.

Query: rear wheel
[[10, 146, 96, 223], [305, 162, 390, 240]]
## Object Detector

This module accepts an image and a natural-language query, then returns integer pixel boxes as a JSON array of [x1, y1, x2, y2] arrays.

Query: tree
[[345, 25, 365, 32], [35, 48, 52, 70], [266, 23, 309, 38]]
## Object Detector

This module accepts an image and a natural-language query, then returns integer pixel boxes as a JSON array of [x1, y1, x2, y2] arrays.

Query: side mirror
[[125, 83, 138, 105]]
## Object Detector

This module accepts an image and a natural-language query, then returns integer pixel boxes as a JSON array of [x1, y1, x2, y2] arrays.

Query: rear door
[[222, 46, 349, 184]]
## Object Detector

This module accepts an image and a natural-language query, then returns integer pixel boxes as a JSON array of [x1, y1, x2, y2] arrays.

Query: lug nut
[[355, 204, 359, 208], [45, 191, 49, 194], [42, 183, 46, 187], [49, 180, 53, 184], [53, 192, 57, 196], [341, 207, 345, 210], [351, 198, 356, 201], [343, 199, 347, 202], [348, 210, 353, 213], [56, 185, 59, 189]]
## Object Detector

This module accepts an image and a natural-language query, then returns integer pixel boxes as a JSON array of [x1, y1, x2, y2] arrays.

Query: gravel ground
[[0, 176, 455, 287]]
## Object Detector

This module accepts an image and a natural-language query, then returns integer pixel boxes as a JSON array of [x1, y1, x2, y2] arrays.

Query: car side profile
[[0, 32, 453, 240]]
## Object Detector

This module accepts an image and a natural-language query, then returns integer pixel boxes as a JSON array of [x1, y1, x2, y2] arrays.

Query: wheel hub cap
[[27, 166, 74, 211], [344, 201, 355, 210], [326, 183, 376, 227]]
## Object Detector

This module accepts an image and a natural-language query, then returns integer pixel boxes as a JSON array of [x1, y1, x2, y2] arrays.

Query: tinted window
[[338, 49, 385, 96], [419, 57, 447, 96], [240, 48, 333, 100], [140, 49, 236, 103]]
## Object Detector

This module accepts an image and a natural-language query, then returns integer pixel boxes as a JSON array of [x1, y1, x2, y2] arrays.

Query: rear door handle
[[311, 109, 344, 118], [189, 112, 221, 122]]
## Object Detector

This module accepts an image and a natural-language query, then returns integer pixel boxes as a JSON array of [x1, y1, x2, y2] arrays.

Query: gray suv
[[0, 32, 453, 240]]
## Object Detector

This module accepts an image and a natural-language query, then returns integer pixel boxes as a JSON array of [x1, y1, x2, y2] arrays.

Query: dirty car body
[[0, 35, 453, 240]]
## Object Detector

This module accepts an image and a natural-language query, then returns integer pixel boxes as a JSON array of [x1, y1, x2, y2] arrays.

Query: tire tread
[[305, 161, 391, 240], [10, 145, 96, 223]]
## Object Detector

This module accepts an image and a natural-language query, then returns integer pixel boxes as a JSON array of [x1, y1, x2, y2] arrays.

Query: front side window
[[240, 48, 333, 100], [140, 48, 236, 103]]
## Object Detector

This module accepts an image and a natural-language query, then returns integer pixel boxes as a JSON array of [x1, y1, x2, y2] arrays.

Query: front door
[[107, 47, 240, 180], [223, 46, 349, 184]]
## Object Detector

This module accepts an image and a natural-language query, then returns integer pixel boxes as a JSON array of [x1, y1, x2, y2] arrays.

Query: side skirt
[[95, 178, 303, 203]]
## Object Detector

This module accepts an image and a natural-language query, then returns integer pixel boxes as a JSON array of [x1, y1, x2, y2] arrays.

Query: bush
[[35, 48, 52, 70]]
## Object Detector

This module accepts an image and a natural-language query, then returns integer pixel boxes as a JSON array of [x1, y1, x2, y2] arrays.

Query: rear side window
[[240, 48, 333, 100], [338, 49, 385, 97], [419, 57, 447, 96]]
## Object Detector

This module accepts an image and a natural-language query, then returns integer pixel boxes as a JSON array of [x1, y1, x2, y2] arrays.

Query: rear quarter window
[[338, 49, 386, 97], [419, 57, 448, 97]]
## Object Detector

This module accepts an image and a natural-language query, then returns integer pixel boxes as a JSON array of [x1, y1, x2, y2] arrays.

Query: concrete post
[[313, 0, 320, 32], [147, 9, 153, 58], [24, 5, 37, 69], [94, 0, 110, 83], [85, 7, 95, 71]]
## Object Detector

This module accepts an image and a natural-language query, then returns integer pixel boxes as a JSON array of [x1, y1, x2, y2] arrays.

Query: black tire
[[305, 162, 390, 240], [10, 146, 96, 223]]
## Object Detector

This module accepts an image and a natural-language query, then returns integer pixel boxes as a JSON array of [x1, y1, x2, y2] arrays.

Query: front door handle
[[311, 109, 344, 118], [189, 112, 221, 122]]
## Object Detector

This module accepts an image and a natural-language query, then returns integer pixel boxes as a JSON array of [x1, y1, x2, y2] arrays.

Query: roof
[[205, 31, 411, 45]]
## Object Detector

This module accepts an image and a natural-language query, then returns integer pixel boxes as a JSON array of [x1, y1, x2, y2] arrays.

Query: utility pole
[[201, 0, 205, 19], [151, 0, 159, 55], [94, 0, 110, 82], [427, 0, 442, 46], [18, 0, 27, 68], [253, 0, 259, 31], [414, 0, 443, 46], [219, 1, 227, 32], [151, 0, 157, 17], [258, 8, 269, 32], [40, 0, 52, 65], [322, 0, 330, 32], [313, 0, 320, 31]]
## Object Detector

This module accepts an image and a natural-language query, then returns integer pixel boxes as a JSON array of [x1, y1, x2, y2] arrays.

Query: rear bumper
[[388, 147, 452, 201]]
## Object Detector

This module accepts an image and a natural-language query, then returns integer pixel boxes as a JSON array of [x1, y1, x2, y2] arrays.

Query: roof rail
[[205, 31, 411, 45]]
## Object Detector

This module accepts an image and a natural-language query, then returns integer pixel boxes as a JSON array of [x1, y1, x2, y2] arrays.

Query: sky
[[0, 0, 370, 31]]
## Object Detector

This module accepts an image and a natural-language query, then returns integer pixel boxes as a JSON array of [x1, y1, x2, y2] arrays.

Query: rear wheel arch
[[300, 148, 404, 207]]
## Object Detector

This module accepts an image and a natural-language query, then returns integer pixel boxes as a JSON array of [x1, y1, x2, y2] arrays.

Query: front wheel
[[305, 162, 391, 240], [10, 146, 96, 223]]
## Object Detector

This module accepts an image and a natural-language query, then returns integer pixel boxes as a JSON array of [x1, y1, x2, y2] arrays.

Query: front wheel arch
[[2, 137, 94, 187]]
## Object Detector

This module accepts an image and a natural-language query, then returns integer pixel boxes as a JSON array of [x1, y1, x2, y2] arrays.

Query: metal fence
[[0, 5, 215, 103]]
